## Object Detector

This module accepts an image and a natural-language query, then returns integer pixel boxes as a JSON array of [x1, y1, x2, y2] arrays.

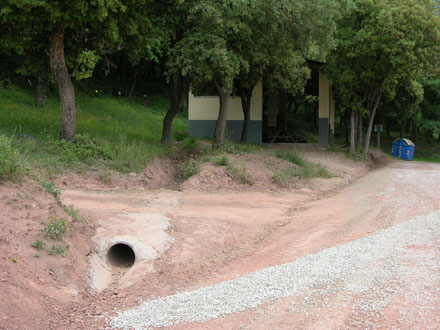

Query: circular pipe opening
[[107, 243, 135, 268]]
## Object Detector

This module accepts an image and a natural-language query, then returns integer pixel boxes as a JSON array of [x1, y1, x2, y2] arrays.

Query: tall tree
[[171, 0, 249, 149], [153, 0, 196, 144], [327, 0, 440, 155], [0, 0, 152, 141]]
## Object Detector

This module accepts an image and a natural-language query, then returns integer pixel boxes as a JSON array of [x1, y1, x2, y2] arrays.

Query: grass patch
[[226, 163, 254, 184], [223, 140, 262, 154], [40, 179, 60, 198], [64, 205, 84, 223], [47, 244, 68, 257], [183, 158, 201, 179], [213, 154, 230, 166], [374, 131, 440, 163], [347, 151, 367, 162], [274, 150, 334, 182], [0, 134, 23, 182], [275, 150, 307, 167], [99, 170, 112, 183], [0, 84, 185, 175]]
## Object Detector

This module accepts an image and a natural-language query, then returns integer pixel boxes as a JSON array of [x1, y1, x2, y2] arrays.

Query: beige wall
[[188, 81, 263, 121], [319, 73, 330, 119]]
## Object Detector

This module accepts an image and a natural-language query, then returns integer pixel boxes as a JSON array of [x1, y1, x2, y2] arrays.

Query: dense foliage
[[327, 0, 440, 155], [0, 0, 439, 156]]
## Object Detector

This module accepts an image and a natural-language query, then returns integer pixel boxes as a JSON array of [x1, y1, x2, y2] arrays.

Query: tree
[[419, 79, 440, 141], [384, 80, 423, 138], [235, 0, 349, 143], [171, 0, 250, 149], [327, 0, 440, 155], [0, 1, 152, 141]]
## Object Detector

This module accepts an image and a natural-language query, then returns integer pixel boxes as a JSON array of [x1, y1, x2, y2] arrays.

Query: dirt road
[[3, 157, 437, 330], [109, 160, 440, 329]]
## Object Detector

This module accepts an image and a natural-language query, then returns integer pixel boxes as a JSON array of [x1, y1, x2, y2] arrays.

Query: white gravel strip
[[109, 210, 440, 330]]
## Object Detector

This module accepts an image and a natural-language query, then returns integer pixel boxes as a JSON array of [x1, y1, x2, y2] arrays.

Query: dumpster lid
[[392, 138, 415, 146]]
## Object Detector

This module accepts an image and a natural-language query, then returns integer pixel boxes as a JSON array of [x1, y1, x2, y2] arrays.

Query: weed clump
[[31, 240, 43, 250], [41, 215, 70, 240], [47, 244, 69, 257]]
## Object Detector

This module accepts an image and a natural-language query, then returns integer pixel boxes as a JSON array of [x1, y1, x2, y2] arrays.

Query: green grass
[[0, 134, 24, 182], [0, 84, 187, 175], [182, 158, 201, 179], [273, 150, 334, 182]]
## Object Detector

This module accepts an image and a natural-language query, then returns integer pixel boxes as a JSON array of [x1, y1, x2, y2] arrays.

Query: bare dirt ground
[[1, 147, 439, 330]]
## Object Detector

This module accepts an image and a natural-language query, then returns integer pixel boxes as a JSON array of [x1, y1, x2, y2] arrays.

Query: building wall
[[188, 81, 263, 143], [318, 73, 335, 147]]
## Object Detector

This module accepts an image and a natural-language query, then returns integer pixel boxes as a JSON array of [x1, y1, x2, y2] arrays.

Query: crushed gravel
[[109, 210, 440, 329]]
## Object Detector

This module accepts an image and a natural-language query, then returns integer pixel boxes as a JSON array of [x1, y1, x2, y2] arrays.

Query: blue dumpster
[[391, 138, 415, 161]]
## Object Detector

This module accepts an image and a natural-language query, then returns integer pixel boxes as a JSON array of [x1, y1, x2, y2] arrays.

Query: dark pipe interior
[[107, 243, 135, 268]]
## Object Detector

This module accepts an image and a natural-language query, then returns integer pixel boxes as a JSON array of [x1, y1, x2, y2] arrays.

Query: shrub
[[0, 135, 22, 182]]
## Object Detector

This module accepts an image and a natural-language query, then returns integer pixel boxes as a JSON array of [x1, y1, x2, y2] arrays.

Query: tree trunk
[[213, 79, 231, 150], [35, 78, 44, 107], [344, 109, 349, 145], [399, 119, 408, 139], [128, 68, 138, 100], [350, 110, 356, 154], [356, 111, 363, 150], [363, 90, 383, 156], [279, 91, 288, 131], [411, 118, 417, 142], [240, 87, 253, 143], [50, 27, 76, 141], [161, 74, 188, 144], [353, 110, 359, 147]]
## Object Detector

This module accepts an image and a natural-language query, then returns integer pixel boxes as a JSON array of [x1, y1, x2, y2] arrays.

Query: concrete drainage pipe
[[107, 243, 136, 268]]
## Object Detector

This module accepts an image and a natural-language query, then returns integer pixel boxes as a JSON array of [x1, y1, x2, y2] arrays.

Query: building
[[188, 60, 335, 147]]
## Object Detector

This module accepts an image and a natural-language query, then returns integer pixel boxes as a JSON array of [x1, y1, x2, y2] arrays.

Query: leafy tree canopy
[[327, 0, 440, 154]]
